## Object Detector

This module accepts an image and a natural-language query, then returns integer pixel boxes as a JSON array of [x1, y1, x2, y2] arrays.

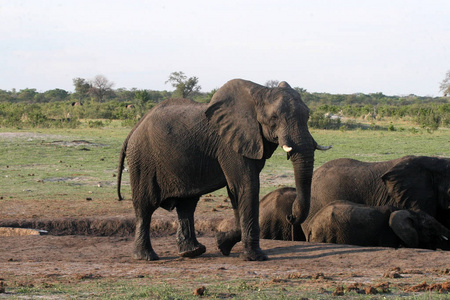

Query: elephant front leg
[[239, 197, 268, 261], [219, 184, 267, 261], [175, 199, 206, 258], [218, 163, 267, 260]]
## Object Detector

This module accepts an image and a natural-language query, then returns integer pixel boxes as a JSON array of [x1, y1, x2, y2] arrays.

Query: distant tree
[[0, 89, 12, 102], [148, 90, 171, 103], [44, 88, 69, 102], [115, 88, 136, 102], [135, 90, 151, 104], [89, 75, 115, 102], [294, 87, 307, 93], [439, 70, 450, 96], [72, 78, 91, 100], [265, 80, 280, 88], [17, 88, 37, 102], [165, 71, 201, 98], [205, 88, 217, 102], [370, 92, 386, 100]]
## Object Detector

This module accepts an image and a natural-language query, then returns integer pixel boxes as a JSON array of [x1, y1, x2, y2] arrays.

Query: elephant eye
[[270, 115, 278, 121]]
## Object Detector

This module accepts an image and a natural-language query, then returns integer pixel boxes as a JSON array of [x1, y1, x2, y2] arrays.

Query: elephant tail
[[117, 124, 138, 201], [117, 112, 151, 201], [117, 139, 127, 201]]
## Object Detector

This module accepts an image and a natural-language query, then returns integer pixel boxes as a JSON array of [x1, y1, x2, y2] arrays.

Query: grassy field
[[1, 121, 449, 217], [1, 120, 449, 299]]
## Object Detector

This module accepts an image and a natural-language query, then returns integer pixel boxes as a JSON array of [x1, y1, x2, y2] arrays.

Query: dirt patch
[[0, 132, 65, 140], [0, 133, 105, 147], [0, 216, 137, 236], [1, 213, 449, 297], [0, 215, 227, 237], [0, 227, 47, 236], [1, 233, 450, 296], [406, 281, 450, 293], [44, 140, 108, 148]]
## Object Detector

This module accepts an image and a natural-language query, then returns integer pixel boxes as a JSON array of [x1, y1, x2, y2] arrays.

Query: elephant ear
[[205, 80, 264, 160], [389, 210, 419, 248], [381, 156, 435, 213]]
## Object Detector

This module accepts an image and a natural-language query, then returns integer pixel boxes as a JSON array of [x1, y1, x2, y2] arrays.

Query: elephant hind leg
[[133, 207, 159, 261], [175, 198, 206, 258], [132, 180, 160, 261]]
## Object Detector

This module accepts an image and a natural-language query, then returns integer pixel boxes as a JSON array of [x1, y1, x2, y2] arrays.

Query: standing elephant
[[302, 156, 450, 237], [306, 201, 450, 250], [117, 79, 329, 261]]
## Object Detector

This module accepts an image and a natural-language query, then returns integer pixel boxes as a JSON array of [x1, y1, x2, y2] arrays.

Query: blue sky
[[1, 0, 449, 96]]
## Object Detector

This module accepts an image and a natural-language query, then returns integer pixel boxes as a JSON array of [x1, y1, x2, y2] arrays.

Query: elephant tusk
[[442, 235, 449, 241], [316, 144, 332, 151], [282, 145, 293, 153]]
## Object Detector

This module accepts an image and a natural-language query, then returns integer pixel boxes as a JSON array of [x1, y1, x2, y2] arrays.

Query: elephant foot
[[133, 248, 160, 261], [216, 230, 241, 256], [240, 247, 268, 261], [178, 243, 206, 258]]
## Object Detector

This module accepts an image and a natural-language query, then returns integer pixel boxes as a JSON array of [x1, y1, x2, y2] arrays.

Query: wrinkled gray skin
[[260, 187, 301, 241], [307, 201, 450, 250], [117, 79, 326, 261], [302, 156, 450, 239]]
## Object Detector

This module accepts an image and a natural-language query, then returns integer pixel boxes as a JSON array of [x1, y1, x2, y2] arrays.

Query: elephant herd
[[117, 79, 450, 261], [260, 155, 450, 251]]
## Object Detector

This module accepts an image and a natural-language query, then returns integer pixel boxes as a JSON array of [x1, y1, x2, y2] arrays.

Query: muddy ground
[[1, 196, 450, 298]]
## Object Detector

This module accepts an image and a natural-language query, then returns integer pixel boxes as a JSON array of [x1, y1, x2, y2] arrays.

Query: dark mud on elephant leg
[[175, 199, 206, 258]]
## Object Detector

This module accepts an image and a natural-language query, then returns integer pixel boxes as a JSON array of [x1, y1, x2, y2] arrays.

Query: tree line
[[0, 73, 449, 130]]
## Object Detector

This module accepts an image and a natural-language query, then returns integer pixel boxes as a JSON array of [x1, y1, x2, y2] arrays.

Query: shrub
[[308, 111, 342, 129], [88, 120, 105, 128]]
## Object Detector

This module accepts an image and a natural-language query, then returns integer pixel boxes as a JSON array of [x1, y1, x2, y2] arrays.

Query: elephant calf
[[306, 201, 450, 250], [259, 187, 302, 241]]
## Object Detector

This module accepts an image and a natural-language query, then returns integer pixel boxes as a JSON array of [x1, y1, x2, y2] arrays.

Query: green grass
[[310, 127, 449, 164], [5, 275, 448, 299], [0, 124, 134, 219], [1, 121, 449, 208]]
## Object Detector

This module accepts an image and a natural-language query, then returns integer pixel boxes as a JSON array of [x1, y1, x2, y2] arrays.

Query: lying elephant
[[260, 187, 301, 241], [306, 201, 450, 250], [304, 156, 450, 238]]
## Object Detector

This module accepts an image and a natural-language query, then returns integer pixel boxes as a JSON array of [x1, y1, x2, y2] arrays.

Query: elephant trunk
[[286, 148, 315, 225]]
